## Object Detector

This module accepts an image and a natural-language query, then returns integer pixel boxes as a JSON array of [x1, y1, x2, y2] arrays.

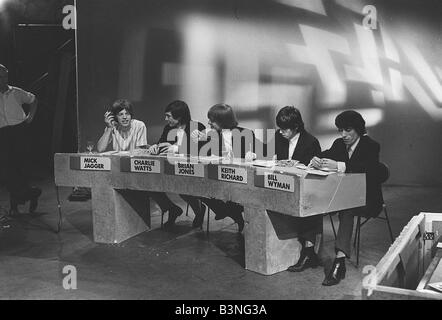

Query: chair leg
[[186, 203, 189, 217], [161, 211, 164, 229], [329, 214, 337, 240], [206, 208, 210, 237], [383, 206, 394, 243], [356, 215, 361, 267]]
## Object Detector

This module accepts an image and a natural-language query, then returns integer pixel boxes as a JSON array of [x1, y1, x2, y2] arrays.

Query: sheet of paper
[[428, 282, 442, 293], [252, 160, 276, 168], [305, 169, 334, 176]]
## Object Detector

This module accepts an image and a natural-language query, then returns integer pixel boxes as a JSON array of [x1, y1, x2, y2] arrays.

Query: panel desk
[[54, 152, 366, 275]]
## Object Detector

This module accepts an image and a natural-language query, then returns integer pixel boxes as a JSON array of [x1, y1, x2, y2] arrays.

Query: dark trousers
[[0, 122, 32, 203], [148, 191, 201, 215], [299, 209, 360, 258], [200, 198, 243, 221]]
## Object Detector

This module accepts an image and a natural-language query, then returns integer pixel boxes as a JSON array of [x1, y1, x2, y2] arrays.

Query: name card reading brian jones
[[218, 166, 247, 184], [80, 156, 111, 171], [130, 158, 161, 173], [174, 162, 205, 177], [264, 172, 295, 192]]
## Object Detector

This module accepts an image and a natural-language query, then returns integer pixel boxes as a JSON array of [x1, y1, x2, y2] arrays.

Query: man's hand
[[191, 130, 207, 143], [309, 156, 322, 169], [104, 111, 116, 128], [320, 158, 338, 171], [148, 144, 159, 155], [245, 151, 257, 162], [25, 113, 34, 124]]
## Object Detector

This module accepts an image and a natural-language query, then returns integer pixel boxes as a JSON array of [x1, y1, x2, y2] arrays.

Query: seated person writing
[[191, 103, 255, 232], [293, 110, 383, 286], [266, 106, 323, 273], [147, 100, 207, 228]]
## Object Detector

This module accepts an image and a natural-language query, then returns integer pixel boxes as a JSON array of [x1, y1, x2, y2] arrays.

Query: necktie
[[347, 145, 352, 158]]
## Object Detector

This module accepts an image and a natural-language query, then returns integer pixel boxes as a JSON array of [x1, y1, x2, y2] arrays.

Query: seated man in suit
[[269, 106, 323, 273], [148, 100, 207, 228], [302, 110, 383, 286], [274, 106, 321, 165], [191, 103, 256, 232]]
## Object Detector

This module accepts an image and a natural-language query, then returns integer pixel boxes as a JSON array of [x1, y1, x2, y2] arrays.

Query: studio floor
[[0, 178, 441, 300]]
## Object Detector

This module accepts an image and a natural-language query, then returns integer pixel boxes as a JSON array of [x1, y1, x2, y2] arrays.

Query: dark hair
[[275, 106, 305, 132], [111, 99, 134, 117], [335, 110, 366, 135], [165, 100, 191, 124], [207, 103, 238, 129]]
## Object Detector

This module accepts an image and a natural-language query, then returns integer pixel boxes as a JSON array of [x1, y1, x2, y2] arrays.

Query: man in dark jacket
[[300, 110, 383, 286]]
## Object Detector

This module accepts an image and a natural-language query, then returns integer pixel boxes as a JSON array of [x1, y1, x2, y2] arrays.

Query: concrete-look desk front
[[54, 153, 366, 275]]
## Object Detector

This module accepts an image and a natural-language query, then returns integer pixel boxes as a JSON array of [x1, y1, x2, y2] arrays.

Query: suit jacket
[[158, 120, 206, 156], [203, 126, 255, 159], [321, 135, 383, 217], [275, 130, 321, 166]]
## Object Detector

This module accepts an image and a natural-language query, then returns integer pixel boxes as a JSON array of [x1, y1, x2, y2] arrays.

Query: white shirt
[[0, 85, 36, 128], [222, 130, 233, 154], [169, 127, 185, 154], [109, 119, 147, 151], [288, 132, 300, 160], [337, 137, 361, 173]]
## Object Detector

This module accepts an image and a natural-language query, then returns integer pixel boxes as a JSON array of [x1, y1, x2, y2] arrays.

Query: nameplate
[[263, 173, 294, 193], [80, 156, 111, 171], [174, 162, 205, 177], [130, 158, 161, 173], [217, 165, 247, 184]]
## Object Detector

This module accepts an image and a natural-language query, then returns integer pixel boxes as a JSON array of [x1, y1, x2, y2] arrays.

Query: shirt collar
[[348, 137, 361, 152], [289, 132, 300, 145]]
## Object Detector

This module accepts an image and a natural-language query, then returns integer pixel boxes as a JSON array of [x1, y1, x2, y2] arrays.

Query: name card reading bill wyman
[[130, 159, 161, 173], [80, 156, 111, 171], [264, 173, 294, 192], [218, 166, 247, 184], [174, 162, 205, 177]]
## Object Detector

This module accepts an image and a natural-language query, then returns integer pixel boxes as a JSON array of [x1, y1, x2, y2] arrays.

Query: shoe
[[164, 206, 183, 228], [192, 203, 206, 229], [322, 257, 346, 286], [287, 247, 319, 272], [29, 187, 42, 213]]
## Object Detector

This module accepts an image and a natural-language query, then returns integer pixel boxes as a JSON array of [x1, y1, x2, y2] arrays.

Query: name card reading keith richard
[[130, 158, 161, 173], [80, 156, 111, 171], [174, 162, 205, 177], [218, 166, 247, 184], [264, 173, 294, 192]]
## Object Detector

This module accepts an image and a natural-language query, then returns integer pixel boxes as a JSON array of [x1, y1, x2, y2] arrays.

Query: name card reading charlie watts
[[174, 162, 205, 177], [264, 173, 294, 192], [130, 158, 160, 173], [80, 156, 111, 171], [218, 166, 247, 184]]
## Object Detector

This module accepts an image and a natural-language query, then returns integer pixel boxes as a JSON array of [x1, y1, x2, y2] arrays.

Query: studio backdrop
[[75, 0, 442, 186]]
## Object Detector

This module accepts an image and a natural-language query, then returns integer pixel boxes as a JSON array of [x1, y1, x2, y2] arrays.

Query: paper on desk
[[428, 282, 442, 293], [305, 169, 335, 176], [252, 160, 276, 168]]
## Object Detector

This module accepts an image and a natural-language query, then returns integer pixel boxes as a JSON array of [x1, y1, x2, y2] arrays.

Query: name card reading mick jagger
[[80, 156, 111, 171], [174, 162, 205, 177], [264, 172, 295, 192]]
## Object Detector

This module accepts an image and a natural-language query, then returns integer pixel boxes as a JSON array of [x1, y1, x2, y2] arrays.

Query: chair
[[329, 162, 394, 267]]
